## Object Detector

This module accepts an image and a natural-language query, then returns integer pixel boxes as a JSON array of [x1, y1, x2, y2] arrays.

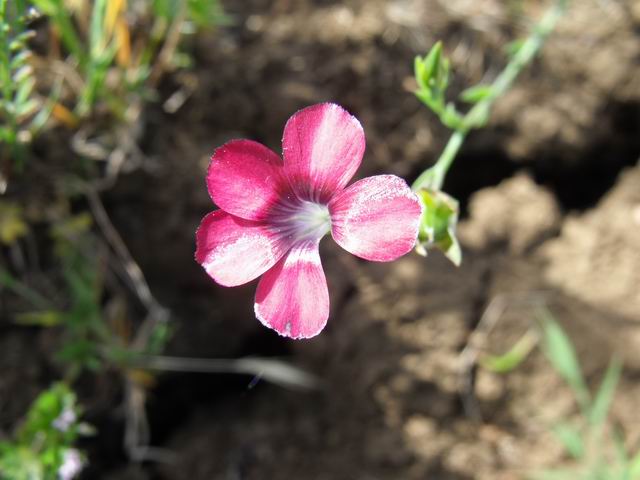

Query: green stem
[[50, 12, 86, 67], [412, 130, 465, 191], [412, 0, 567, 192]]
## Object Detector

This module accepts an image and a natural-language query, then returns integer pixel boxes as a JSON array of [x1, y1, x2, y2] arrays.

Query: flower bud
[[416, 188, 461, 266]]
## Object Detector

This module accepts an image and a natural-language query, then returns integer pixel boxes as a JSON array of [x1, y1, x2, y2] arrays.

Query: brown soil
[[2, 1, 640, 479]]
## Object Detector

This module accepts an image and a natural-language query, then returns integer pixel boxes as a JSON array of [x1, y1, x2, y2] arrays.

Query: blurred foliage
[[0, 0, 56, 170], [26, 0, 225, 117], [0, 0, 225, 175], [0, 200, 28, 244], [478, 308, 640, 479], [0, 383, 91, 480], [48, 212, 109, 372], [535, 310, 640, 480]]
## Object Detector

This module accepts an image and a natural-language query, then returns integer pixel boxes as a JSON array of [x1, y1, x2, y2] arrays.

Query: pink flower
[[196, 103, 421, 339]]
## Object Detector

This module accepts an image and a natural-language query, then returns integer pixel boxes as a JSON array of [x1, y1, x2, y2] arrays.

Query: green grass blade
[[13, 74, 34, 105], [480, 329, 538, 373], [589, 356, 622, 427], [31, 0, 85, 63], [629, 450, 640, 479], [538, 308, 590, 411], [9, 49, 31, 69], [89, 0, 108, 56], [552, 423, 584, 459], [29, 76, 62, 132], [15, 310, 65, 327]]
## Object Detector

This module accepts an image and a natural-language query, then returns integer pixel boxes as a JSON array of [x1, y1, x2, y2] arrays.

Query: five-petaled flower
[[196, 103, 422, 339]]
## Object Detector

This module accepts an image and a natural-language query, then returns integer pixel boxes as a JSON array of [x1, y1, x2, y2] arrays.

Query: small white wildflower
[[58, 449, 84, 480], [53, 407, 77, 432]]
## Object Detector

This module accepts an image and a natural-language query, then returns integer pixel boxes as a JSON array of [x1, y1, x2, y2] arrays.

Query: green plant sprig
[[412, 0, 568, 192], [0, 383, 91, 479], [0, 0, 55, 169], [410, 0, 567, 265]]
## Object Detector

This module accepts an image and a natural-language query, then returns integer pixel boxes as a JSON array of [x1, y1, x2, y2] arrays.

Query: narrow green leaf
[[9, 49, 31, 69], [12, 64, 32, 83], [423, 41, 443, 85], [480, 329, 538, 373], [414, 55, 426, 89], [14, 76, 35, 105], [89, 0, 109, 56], [629, 450, 640, 478], [460, 84, 494, 103], [187, 0, 226, 27], [589, 356, 622, 427], [612, 429, 630, 477], [29, 79, 61, 133], [31, 0, 85, 64], [29, 0, 58, 16], [15, 98, 38, 118], [15, 311, 64, 327], [9, 30, 35, 50], [437, 56, 450, 92], [538, 309, 590, 410], [551, 423, 584, 459]]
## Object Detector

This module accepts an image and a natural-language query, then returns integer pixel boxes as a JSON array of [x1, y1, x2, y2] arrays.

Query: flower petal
[[328, 175, 422, 261], [195, 210, 290, 287], [254, 241, 329, 339], [282, 103, 365, 202], [207, 139, 291, 221]]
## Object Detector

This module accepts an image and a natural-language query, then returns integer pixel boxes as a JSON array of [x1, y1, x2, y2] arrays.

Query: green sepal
[[416, 188, 462, 266]]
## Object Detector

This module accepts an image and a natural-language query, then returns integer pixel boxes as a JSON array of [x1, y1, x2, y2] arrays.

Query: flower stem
[[412, 130, 465, 192], [412, 0, 567, 192]]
